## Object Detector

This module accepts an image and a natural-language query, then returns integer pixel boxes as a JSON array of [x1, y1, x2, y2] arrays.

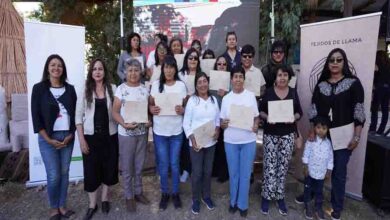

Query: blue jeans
[[331, 149, 352, 213], [224, 141, 256, 210], [38, 131, 74, 208], [153, 132, 183, 194]]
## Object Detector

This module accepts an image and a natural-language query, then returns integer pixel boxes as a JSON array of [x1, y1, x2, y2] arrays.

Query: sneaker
[[304, 205, 313, 219], [192, 200, 200, 215], [277, 199, 288, 216], [159, 193, 170, 211], [331, 211, 341, 220], [228, 205, 238, 214], [316, 208, 325, 220], [172, 193, 182, 209], [295, 194, 304, 204], [201, 198, 215, 210], [180, 171, 189, 182], [239, 208, 248, 218], [261, 197, 269, 215]]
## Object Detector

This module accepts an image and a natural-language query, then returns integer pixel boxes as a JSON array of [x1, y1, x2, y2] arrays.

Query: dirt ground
[[1, 173, 389, 220]]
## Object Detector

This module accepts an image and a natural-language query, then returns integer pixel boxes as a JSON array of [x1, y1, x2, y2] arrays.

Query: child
[[302, 116, 333, 220]]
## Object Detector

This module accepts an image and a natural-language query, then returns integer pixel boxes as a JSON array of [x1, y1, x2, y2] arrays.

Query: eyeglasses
[[157, 48, 167, 55], [242, 55, 253, 59], [217, 62, 227, 66], [188, 55, 198, 61], [272, 50, 284, 54], [329, 58, 343, 64]]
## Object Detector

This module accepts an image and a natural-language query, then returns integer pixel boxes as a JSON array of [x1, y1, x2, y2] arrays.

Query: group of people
[[31, 31, 365, 220]]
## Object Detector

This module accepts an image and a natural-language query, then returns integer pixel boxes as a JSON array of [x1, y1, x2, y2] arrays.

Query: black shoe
[[228, 205, 238, 214], [295, 194, 304, 204], [159, 193, 170, 211], [239, 208, 248, 218], [101, 201, 110, 214], [331, 211, 341, 220], [83, 205, 98, 220], [172, 193, 182, 209]]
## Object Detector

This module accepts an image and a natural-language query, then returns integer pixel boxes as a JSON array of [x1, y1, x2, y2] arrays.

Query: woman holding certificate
[[112, 59, 151, 213], [220, 66, 260, 217], [307, 48, 365, 220], [211, 55, 230, 183], [149, 55, 187, 211], [259, 65, 302, 216], [76, 58, 118, 219], [183, 72, 220, 214]]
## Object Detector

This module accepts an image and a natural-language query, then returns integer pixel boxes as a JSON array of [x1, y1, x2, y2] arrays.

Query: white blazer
[[75, 84, 117, 135]]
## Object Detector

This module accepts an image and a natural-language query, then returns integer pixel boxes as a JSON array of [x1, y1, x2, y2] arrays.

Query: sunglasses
[[272, 50, 284, 54], [217, 62, 227, 66], [242, 55, 253, 59], [157, 48, 167, 54], [188, 55, 198, 61], [329, 58, 344, 64]]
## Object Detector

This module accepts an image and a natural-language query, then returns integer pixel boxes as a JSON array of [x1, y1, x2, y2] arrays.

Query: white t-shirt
[[50, 87, 70, 131], [147, 50, 156, 68], [178, 71, 196, 95], [183, 95, 220, 148], [150, 80, 187, 136], [220, 89, 259, 144], [114, 83, 149, 136]]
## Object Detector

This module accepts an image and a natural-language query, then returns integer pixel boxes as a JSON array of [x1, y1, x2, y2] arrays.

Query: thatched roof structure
[[0, 0, 27, 102]]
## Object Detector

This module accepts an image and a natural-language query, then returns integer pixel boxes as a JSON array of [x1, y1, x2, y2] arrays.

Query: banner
[[298, 13, 381, 199], [133, 0, 260, 63], [25, 21, 85, 187]]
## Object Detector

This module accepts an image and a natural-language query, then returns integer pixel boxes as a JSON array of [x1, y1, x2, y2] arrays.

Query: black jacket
[[31, 80, 77, 136]]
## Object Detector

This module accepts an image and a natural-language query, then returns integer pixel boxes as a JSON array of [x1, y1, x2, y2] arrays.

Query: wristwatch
[[353, 135, 360, 143]]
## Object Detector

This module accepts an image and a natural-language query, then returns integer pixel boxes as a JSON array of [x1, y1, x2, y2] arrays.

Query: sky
[[12, 2, 42, 19]]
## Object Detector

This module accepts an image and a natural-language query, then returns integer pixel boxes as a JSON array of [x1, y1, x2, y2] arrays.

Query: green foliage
[[259, 0, 304, 64], [30, 0, 134, 84]]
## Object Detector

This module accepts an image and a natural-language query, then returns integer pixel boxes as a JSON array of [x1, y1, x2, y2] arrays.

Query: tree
[[29, 0, 133, 83], [259, 0, 304, 65]]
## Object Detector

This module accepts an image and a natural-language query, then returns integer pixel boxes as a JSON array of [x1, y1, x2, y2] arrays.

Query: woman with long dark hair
[[304, 48, 365, 220], [149, 55, 187, 211], [31, 54, 77, 220], [149, 41, 171, 82], [75, 58, 118, 219], [183, 72, 220, 214], [211, 55, 230, 183], [117, 32, 147, 82], [169, 37, 184, 55], [369, 50, 390, 135]]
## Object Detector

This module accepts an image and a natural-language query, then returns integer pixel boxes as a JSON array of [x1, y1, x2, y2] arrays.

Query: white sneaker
[[180, 171, 189, 182]]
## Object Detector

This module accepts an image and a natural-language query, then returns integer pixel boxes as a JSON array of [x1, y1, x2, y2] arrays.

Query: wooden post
[[343, 0, 353, 17]]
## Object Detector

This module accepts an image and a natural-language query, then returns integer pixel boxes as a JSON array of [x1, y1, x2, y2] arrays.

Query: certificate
[[244, 69, 265, 96], [289, 76, 297, 88], [229, 104, 254, 131], [154, 93, 183, 115], [150, 65, 161, 82], [209, 70, 230, 91], [268, 100, 294, 123], [123, 101, 148, 123], [193, 120, 215, 149], [200, 59, 216, 76], [329, 123, 354, 151], [174, 54, 185, 71], [184, 74, 196, 95]]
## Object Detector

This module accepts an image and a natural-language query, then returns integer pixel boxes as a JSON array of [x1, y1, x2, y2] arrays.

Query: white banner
[[25, 21, 85, 187], [298, 13, 381, 199]]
